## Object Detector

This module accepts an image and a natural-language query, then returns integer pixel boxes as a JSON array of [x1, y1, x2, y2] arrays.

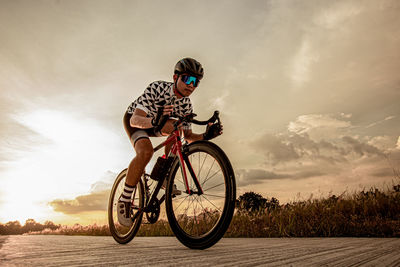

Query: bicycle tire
[[165, 141, 236, 249], [108, 168, 144, 244]]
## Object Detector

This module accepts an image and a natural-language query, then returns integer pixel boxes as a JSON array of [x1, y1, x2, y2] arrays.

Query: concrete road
[[1, 235, 400, 266]]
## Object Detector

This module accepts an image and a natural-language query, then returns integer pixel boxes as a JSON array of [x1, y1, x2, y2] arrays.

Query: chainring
[[145, 199, 160, 224]]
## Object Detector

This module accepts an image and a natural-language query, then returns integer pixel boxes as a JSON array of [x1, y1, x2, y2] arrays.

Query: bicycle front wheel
[[165, 141, 236, 249], [108, 168, 144, 244]]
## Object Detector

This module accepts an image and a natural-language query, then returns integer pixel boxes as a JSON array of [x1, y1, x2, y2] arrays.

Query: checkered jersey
[[127, 81, 193, 129]]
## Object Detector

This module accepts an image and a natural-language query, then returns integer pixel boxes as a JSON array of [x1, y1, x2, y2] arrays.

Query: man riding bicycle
[[119, 57, 223, 226]]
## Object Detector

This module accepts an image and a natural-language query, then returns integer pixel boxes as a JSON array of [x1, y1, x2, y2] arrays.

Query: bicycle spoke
[[198, 153, 208, 181], [203, 182, 225, 192], [191, 154, 198, 187], [202, 168, 222, 187], [198, 197, 218, 228], [183, 197, 195, 230], [176, 177, 184, 185], [202, 159, 216, 186], [173, 194, 190, 200], [202, 193, 225, 198], [174, 195, 189, 211], [182, 195, 193, 217], [202, 195, 222, 213], [196, 195, 213, 224], [195, 195, 202, 236], [191, 196, 197, 235]]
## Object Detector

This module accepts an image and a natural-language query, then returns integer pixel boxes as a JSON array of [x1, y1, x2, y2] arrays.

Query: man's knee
[[137, 149, 153, 161], [135, 139, 153, 162]]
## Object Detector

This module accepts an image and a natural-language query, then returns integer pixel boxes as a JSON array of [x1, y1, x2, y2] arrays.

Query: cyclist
[[119, 57, 223, 226]]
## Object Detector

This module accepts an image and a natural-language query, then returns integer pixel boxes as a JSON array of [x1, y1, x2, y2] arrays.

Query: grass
[[227, 185, 400, 237], [4, 184, 400, 237]]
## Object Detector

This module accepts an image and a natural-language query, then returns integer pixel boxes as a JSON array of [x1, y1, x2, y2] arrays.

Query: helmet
[[174, 57, 204, 79]]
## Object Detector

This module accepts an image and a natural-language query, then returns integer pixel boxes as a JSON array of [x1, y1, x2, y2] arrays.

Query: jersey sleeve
[[133, 82, 159, 115]]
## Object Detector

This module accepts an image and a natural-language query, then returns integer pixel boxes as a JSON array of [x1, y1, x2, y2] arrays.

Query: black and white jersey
[[127, 81, 193, 129]]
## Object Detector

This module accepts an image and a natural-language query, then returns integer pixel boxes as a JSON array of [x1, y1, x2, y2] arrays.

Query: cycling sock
[[119, 183, 135, 202]]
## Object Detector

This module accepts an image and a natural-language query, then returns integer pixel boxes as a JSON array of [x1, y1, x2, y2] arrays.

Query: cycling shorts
[[123, 112, 159, 146]]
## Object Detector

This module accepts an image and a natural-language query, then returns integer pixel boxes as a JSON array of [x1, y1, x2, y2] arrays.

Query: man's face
[[174, 74, 198, 97]]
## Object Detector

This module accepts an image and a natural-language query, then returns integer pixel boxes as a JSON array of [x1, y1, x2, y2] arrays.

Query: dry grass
[[226, 185, 400, 237], [5, 184, 400, 237]]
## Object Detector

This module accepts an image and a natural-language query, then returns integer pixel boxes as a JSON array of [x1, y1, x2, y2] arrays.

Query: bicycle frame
[[141, 128, 203, 213], [153, 128, 203, 195]]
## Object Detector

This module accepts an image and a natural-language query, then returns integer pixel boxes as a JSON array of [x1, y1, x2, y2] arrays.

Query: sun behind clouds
[[0, 109, 127, 224]]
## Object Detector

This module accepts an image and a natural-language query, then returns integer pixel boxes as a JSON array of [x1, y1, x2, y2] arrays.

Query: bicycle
[[108, 111, 236, 249]]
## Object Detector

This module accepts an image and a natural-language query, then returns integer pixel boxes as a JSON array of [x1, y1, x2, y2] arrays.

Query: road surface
[[1, 235, 400, 266]]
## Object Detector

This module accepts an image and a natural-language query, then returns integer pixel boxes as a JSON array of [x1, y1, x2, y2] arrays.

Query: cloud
[[371, 168, 395, 178], [291, 170, 327, 179], [49, 190, 109, 215], [342, 136, 385, 157], [48, 171, 116, 215], [250, 133, 300, 164], [290, 39, 319, 87], [288, 114, 352, 140], [248, 113, 396, 189], [236, 169, 289, 186], [313, 1, 363, 29], [0, 113, 52, 165], [367, 135, 397, 151], [236, 168, 328, 187], [251, 130, 345, 166]]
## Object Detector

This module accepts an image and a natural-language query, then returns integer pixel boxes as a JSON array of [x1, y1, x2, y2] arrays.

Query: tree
[[44, 220, 60, 230], [4, 221, 22, 235], [236, 192, 280, 213], [22, 219, 45, 233], [236, 192, 263, 212]]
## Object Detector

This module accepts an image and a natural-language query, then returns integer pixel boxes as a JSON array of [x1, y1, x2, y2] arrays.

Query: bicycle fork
[[173, 141, 203, 196]]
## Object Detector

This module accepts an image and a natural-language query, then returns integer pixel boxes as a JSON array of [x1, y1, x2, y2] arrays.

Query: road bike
[[108, 111, 236, 249]]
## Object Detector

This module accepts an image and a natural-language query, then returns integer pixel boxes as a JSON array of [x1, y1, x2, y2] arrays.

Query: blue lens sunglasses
[[181, 74, 200, 87]]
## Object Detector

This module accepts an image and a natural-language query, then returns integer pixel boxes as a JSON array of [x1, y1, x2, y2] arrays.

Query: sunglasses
[[181, 74, 200, 87]]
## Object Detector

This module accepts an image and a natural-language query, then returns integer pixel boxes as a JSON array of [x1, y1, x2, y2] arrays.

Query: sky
[[1, 0, 399, 225]]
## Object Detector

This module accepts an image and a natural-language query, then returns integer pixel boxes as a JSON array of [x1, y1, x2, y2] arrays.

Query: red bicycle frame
[[153, 128, 203, 195]]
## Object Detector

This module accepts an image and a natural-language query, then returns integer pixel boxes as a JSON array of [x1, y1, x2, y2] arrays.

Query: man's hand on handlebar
[[152, 105, 175, 135], [203, 122, 223, 140], [151, 105, 174, 127]]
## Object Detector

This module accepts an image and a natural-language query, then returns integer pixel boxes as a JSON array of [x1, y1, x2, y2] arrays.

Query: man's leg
[[126, 138, 154, 186], [117, 138, 153, 226]]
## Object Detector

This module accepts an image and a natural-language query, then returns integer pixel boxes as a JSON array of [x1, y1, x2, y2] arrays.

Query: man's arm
[[130, 108, 152, 129], [130, 105, 175, 131], [183, 128, 204, 143]]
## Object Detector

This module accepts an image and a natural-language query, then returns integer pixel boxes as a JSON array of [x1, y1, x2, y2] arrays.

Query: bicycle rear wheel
[[108, 168, 144, 244], [165, 141, 236, 249]]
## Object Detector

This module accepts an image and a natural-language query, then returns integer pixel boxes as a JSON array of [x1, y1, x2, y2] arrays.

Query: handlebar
[[174, 111, 220, 128], [186, 111, 220, 125], [152, 108, 221, 134]]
